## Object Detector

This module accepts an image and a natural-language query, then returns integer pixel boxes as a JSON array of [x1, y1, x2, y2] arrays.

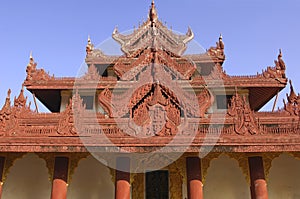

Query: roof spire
[[149, 0, 158, 25], [218, 33, 224, 49], [28, 51, 35, 66], [279, 48, 282, 58], [86, 35, 94, 55]]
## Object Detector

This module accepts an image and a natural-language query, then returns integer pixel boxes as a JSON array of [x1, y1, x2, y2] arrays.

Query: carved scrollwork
[[128, 83, 181, 136]]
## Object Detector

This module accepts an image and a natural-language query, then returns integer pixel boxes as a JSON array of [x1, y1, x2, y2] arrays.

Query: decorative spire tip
[[279, 48, 282, 57], [7, 89, 11, 98]]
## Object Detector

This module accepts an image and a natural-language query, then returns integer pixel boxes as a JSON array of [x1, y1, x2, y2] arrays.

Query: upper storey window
[[216, 95, 232, 109], [81, 96, 94, 110]]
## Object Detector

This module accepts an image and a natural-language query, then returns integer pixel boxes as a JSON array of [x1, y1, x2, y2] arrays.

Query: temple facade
[[1, 2, 300, 199]]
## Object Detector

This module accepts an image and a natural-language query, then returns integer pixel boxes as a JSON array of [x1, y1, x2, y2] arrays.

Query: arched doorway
[[67, 155, 114, 199], [268, 153, 300, 198], [203, 154, 250, 199], [2, 153, 51, 199]]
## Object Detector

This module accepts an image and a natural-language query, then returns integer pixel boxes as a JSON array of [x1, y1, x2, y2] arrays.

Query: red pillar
[[186, 157, 203, 199], [51, 157, 69, 199], [0, 156, 5, 199], [248, 156, 268, 199], [115, 157, 130, 199]]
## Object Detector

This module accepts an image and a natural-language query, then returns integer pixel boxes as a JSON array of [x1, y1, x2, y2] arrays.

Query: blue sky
[[0, 0, 299, 111]]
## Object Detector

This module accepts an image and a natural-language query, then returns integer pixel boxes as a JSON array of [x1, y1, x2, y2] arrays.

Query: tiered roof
[[0, 1, 297, 153]]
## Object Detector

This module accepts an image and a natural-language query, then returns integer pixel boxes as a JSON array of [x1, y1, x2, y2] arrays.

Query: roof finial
[[29, 51, 35, 65], [279, 48, 282, 58], [7, 89, 11, 99], [149, 0, 158, 25], [86, 35, 94, 55], [217, 33, 224, 49]]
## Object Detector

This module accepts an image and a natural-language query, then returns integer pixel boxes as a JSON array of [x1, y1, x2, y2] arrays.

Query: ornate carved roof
[[112, 1, 194, 57]]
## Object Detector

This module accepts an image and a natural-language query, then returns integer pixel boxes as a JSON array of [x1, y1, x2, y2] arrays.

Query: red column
[[0, 156, 5, 199], [51, 157, 69, 199], [115, 157, 130, 199], [248, 156, 268, 199], [186, 157, 203, 199]]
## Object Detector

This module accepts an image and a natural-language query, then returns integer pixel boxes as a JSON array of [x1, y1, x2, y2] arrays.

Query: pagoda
[[0, 1, 299, 199]]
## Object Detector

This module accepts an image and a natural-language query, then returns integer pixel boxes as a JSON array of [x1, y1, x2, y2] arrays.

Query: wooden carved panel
[[228, 92, 259, 135]]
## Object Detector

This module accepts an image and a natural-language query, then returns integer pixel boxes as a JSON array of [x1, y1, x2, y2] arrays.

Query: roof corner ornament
[[113, 26, 119, 35], [86, 35, 94, 56], [26, 52, 37, 81], [262, 49, 286, 79], [277, 49, 286, 72], [283, 80, 300, 116], [218, 33, 224, 50], [183, 26, 194, 43], [207, 34, 225, 60]]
